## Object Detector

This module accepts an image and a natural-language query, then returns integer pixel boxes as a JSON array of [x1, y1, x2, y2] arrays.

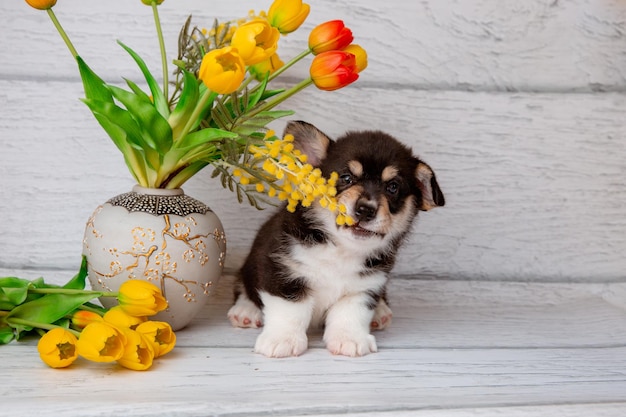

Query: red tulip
[[310, 51, 359, 91], [308, 20, 353, 55]]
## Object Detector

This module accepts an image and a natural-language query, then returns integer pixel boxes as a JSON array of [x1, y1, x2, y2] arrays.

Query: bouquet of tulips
[[0, 258, 176, 371], [25, 0, 366, 223]]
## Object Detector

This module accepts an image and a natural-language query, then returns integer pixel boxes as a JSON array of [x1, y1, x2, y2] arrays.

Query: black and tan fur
[[228, 121, 444, 357]]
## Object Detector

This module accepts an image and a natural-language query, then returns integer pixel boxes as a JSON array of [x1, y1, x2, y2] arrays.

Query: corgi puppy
[[227, 121, 445, 357]]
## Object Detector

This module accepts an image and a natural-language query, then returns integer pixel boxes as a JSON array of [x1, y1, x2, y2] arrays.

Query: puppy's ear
[[416, 162, 445, 211], [284, 121, 332, 167]]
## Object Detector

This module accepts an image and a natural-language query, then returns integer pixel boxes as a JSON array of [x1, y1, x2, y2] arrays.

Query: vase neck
[[132, 185, 184, 196]]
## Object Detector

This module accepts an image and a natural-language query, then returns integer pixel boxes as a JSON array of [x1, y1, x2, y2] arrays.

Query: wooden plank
[[2, 270, 625, 351], [2, 0, 626, 91], [2, 344, 626, 416], [1, 80, 625, 281], [2, 274, 625, 415]]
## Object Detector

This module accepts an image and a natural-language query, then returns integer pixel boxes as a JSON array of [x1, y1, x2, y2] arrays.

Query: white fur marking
[[227, 292, 263, 328], [371, 299, 393, 330], [254, 292, 312, 357], [324, 293, 378, 357]]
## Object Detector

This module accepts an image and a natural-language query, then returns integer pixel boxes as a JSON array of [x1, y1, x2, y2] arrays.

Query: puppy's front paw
[[371, 300, 393, 331], [325, 333, 378, 357], [227, 297, 263, 328], [255, 329, 308, 358]]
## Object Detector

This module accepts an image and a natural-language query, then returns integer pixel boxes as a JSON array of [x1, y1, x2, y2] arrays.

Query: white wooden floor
[[2, 271, 626, 417]]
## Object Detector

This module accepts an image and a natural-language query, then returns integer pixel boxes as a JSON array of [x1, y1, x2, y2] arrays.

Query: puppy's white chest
[[288, 242, 386, 320]]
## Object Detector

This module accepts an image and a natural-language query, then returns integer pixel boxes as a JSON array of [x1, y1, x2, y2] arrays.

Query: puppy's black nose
[[355, 201, 377, 222]]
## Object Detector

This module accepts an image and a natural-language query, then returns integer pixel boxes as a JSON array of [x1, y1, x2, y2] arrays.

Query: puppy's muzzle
[[355, 199, 377, 222]]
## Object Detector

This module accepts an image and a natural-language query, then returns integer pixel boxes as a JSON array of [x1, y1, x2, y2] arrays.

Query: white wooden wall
[[1, 0, 625, 282]]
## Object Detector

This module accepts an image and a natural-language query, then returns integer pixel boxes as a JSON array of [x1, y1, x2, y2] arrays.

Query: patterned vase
[[82, 185, 226, 330]]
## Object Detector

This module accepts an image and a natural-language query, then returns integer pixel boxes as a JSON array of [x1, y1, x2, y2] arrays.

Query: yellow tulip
[[24, 0, 57, 10], [267, 0, 310, 34], [136, 321, 177, 358], [37, 328, 78, 368], [231, 19, 280, 65], [343, 44, 368, 73], [117, 328, 155, 371], [117, 280, 168, 317], [76, 322, 126, 362], [198, 47, 246, 94], [140, 0, 164, 5], [103, 306, 147, 330]]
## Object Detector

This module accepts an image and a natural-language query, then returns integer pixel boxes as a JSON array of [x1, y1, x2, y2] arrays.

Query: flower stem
[[7, 317, 81, 338], [28, 288, 117, 298], [247, 77, 313, 119], [179, 90, 218, 140], [47, 8, 78, 59], [268, 49, 312, 83], [151, 2, 168, 100]]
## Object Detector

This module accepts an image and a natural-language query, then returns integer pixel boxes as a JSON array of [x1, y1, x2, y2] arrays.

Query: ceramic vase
[[82, 185, 226, 330]]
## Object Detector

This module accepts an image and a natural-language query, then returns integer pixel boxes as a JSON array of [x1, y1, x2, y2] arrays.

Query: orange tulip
[[308, 20, 353, 55], [24, 0, 57, 10], [71, 310, 104, 329], [267, 0, 310, 34], [310, 51, 359, 91]]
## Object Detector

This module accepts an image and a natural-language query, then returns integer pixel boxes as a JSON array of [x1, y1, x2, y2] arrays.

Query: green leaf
[[0, 325, 15, 345], [118, 41, 169, 119], [124, 78, 153, 104], [169, 69, 200, 138], [77, 56, 113, 104], [175, 128, 237, 151], [62, 256, 88, 290], [248, 72, 270, 108], [108, 85, 173, 155], [7, 292, 101, 325], [0, 277, 31, 306], [82, 99, 148, 155]]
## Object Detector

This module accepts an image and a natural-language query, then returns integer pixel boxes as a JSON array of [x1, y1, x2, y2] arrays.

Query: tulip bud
[[117, 280, 168, 317], [308, 20, 353, 55], [343, 44, 368, 73], [310, 51, 359, 91], [24, 0, 57, 10], [267, 0, 310, 34]]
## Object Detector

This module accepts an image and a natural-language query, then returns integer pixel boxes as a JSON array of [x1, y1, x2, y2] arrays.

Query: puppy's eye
[[340, 174, 353, 185], [386, 181, 399, 195]]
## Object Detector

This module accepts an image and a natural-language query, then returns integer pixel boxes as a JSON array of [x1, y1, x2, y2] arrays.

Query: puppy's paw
[[325, 333, 378, 357], [370, 300, 393, 331], [254, 329, 308, 358], [227, 297, 263, 328]]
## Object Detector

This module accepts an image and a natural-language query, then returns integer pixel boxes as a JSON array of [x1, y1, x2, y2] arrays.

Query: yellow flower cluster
[[36, 280, 176, 371], [234, 132, 355, 226]]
